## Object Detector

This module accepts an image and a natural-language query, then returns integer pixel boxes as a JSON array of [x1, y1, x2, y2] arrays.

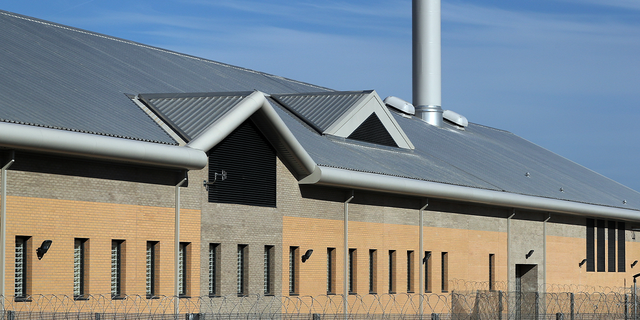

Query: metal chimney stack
[[413, 0, 443, 127]]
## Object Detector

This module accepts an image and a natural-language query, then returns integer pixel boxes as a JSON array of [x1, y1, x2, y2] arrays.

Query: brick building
[[0, 8, 639, 304]]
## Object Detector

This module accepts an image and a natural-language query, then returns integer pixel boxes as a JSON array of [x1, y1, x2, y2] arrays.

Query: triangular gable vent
[[273, 91, 414, 149], [348, 113, 398, 147]]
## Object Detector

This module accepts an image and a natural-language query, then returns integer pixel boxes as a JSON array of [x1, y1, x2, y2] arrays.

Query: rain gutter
[[299, 166, 640, 222], [0, 122, 207, 170]]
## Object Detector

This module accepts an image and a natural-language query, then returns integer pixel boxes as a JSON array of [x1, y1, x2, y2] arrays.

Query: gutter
[[0, 122, 207, 170], [300, 166, 640, 222]]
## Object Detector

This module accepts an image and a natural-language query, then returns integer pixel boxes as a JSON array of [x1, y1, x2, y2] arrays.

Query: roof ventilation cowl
[[384, 96, 415, 115], [443, 110, 468, 128]]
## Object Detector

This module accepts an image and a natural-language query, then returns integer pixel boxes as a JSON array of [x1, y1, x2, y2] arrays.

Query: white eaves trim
[[324, 91, 415, 149], [299, 166, 640, 222]]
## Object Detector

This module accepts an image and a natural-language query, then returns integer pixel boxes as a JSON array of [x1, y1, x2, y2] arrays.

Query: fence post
[[498, 290, 503, 320], [6, 311, 14, 320], [535, 292, 540, 320], [626, 293, 630, 320], [570, 292, 575, 320]]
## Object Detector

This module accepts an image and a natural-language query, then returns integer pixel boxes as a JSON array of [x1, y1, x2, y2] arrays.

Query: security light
[[301, 249, 313, 263], [525, 250, 534, 259], [37, 240, 52, 260], [579, 259, 587, 267], [632, 260, 638, 268], [422, 252, 431, 264]]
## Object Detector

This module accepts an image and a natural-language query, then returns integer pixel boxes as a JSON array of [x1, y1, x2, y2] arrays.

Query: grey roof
[[0, 10, 329, 144], [271, 91, 371, 133], [138, 92, 252, 141], [1, 10, 639, 213]]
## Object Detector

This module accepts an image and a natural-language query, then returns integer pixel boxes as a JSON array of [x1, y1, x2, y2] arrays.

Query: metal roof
[[271, 91, 370, 133], [0, 10, 329, 144], [138, 92, 252, 141]]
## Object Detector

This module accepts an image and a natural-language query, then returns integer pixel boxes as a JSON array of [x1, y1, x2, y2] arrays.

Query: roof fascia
[[300, 166, 640, 222], [186, 91, 317, 178], [325, 91, 415, 149], [0, 122, 207, 169]]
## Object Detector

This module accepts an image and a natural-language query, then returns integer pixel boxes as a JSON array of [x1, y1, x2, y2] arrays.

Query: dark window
[[209, 243, 220, 296], [349, 249, 357, 294], [388, 250, 396, 293], [424, 251, 432, 293], [608, 221, 616, 272], [178, 242, 189, 297], [289, 247, 299, 295], [586, 219, 595, 272], [407, 251, 414, 293], [146, 241, 158, 298], [618, 222, 626, 272], [15, 236, 30, 300], [327, 248, 336, 294], [441, 252, 449, 292], [369, 249, 377, 294], [111, 240, 124, 298], [597, 220, 605, 272], [74, 238, 88, 299], [489, 254, 495, 291], [348, 113, 398, 147], [237, 245, 248, 296], [208, 120, 276, 207], [264, 245, 274, 295]]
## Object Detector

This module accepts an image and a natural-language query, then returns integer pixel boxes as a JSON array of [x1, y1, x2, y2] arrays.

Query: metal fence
[[2, 286, 640, 319]]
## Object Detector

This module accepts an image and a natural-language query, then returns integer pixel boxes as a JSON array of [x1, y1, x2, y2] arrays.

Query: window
[[369, 250, 377, 294], [327, 248, 336, 294], [237, 245, 248, 296], [146, 241, 157, 298], [618, 222, 626, 272], [586, 219, 595, 272], [407, 251, 414, 293], [209, 243, 220, 296], [289, 247, 299, 295], [111, 240, 124, 298], [489, 254, 495, 291], [441, 252, 449, 292], [597, 220, 605, 272], [424, 251, 432, 293], [264, 245, 274, 295], [178, 242, 189, 297], [388, 250, 396, 293], [15, 236, 30, 300], [74, 238, 88, 299], [348, 249, 357, 294]]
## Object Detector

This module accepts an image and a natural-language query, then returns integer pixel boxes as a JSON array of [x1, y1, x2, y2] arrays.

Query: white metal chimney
[[413, 0, 443, 127]]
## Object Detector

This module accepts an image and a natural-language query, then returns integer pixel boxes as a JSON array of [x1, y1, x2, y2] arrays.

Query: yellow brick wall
[[282, 216, 507, 297], [5, 195, 200, 297]]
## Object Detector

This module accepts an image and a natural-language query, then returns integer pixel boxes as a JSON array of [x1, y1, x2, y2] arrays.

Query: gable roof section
[[272, 91, 414, 149]]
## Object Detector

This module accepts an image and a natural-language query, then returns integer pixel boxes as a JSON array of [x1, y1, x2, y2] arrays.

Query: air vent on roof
[[443, 110, 468, 128], [384, 96, 415, 115], [348, 113, 399, 148]]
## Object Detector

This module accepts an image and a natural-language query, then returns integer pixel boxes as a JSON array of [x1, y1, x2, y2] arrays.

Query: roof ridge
[[0, 9, 331, 93]]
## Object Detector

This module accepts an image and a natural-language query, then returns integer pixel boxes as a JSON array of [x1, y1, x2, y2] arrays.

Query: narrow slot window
[[586, 219, 595, 272], [608, 221, 616, 272], [441, 252, 449, 292], [74, 238, 88, 299], [407, 251, 414, 293], [146, 241, 157, 298], [237, 245, 247, 296], [111, 240, 124, 298], [489, 254, 495, 291], [327, 248, 336, 294], [15, 236, 30, 300], [289, 246, 299, 295], [424, 251, 432, 293], [348, 249, 357, 294], [264, 245, 274, 295], [618, 222, 626, 272], [388, 250, 396, 293], [369, 249, 377, 294], [209, 243, 220, 296], [597, 220, 605, 272], [178, 242, 189, 297]]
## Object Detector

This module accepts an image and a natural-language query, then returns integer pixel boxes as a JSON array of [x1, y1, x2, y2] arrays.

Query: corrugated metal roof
[[0, 10, 330, 144], [138, 92, 251, 141], [271, 91, 370, 133]]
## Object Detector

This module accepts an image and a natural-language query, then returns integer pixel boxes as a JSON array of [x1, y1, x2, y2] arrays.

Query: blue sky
[[3, 0, 640, 191]]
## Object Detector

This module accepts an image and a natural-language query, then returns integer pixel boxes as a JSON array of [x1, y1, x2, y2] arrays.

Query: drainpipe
[[343, 191, 354, 319], [419, 199, 429, 317], [507, 209, 515, 292], [174, 173, 187, 315], [543, 214, 551, 293], [1, 151, 15, 300]]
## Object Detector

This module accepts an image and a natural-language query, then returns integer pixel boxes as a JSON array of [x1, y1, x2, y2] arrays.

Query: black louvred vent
[[347, 113, 398, 147], [208, 120, 276, 207]]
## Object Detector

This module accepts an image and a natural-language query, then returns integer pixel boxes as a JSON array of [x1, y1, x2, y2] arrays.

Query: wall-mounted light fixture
[[301, 249, 313, 263], [423, 251, 432, 264], [37, 240, 52, 260], [579, 259, 587, 268], [632, 260, 638, 268], [525, 250, 534, 259]]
